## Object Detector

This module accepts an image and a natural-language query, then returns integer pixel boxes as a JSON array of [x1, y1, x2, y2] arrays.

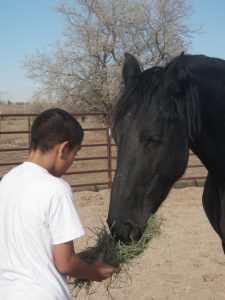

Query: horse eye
[[140, 135, 161, 148], [143, 137, 153, 147], [140, 135, 152, 146]]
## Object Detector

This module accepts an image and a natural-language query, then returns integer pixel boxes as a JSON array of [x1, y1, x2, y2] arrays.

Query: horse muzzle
[[107, 218, 146, 244]]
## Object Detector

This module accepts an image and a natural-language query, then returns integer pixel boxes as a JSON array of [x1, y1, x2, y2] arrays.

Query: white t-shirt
[[0, 162, 85, 300]]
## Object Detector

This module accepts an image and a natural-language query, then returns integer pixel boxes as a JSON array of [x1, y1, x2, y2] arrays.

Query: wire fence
[[0, 113, 207, 190]]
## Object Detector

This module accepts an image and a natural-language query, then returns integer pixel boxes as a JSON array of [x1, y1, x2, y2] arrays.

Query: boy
[[0, 108, 118, 300]]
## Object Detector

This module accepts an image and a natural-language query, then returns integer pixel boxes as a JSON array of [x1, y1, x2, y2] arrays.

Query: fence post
[[0, 110, 1, 139], [27, 116, 31, 149], [106, 113, 112, 189]]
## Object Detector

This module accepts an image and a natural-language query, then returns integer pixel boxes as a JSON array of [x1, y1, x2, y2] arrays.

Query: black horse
[[107, 52, 225, 252]]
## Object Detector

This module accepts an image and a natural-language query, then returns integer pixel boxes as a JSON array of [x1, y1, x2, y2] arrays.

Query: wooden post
[[27, 116, 31, 149], [106, 113, 112, 189], [0, 110, 1, 138]]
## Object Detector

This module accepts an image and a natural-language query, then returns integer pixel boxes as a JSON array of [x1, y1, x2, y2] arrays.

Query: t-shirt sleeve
[[49, 185, 85, 245]]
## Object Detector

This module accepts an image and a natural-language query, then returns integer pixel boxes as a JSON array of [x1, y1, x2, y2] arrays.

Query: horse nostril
[[124, 222, 144, 242], [107, 219, 145, 243], [129, 225, 143, 241]]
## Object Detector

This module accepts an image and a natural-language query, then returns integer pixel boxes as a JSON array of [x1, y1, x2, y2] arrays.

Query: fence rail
[[0, 113, 207, 190]]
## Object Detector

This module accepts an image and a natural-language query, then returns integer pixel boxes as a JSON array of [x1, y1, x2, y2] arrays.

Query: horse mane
[[172, 77, 201, 142], [172, 54, 225, 142], [112, 59, 201, 142], [113, 54, 225, 142]]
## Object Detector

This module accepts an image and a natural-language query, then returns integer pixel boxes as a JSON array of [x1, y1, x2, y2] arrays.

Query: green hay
[[69, 215, 161, 297]]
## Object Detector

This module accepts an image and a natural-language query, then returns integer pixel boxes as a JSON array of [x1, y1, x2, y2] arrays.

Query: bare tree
[[24, 0, 195, 112]]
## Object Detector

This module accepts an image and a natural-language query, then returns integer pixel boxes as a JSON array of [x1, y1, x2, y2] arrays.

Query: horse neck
[[190, 97, 225, 184]]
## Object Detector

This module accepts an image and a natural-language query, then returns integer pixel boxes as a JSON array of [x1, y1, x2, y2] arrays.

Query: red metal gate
[[0, 113, 207, 190]]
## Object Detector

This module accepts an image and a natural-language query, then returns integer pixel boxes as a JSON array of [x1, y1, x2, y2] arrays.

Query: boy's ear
[[57, 141, 70, 159]]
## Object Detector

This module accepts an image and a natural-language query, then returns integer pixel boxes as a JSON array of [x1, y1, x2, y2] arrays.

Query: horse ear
[[123, 53, 141, 86], [163, 52, 191, 95]]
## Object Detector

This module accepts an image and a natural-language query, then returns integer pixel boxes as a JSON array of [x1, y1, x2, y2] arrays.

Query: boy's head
[[30, 108, 84, 152]]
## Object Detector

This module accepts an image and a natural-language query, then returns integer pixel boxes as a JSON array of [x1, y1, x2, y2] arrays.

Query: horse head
[[107, 53, 200, 243]]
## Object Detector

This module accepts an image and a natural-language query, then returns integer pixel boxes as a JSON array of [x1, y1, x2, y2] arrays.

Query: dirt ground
[[71, 187, 225, 300]]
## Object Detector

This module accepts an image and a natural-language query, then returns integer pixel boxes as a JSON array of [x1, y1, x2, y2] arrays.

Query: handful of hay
[[69, 215, 161, 297]]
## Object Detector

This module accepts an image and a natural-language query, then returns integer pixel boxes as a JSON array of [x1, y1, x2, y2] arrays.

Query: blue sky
[[0, 0, 225, 102]]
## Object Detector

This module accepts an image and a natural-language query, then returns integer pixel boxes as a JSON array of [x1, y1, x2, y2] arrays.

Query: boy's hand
[[91, 253, 119, 282], [53, 241, 119, 281]]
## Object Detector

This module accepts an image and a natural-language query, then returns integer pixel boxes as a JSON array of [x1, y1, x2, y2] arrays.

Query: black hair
[[30, 108, 84, 152]]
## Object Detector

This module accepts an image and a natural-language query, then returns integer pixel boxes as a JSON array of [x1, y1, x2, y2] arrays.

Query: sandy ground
[[71, 187, 225, 300]]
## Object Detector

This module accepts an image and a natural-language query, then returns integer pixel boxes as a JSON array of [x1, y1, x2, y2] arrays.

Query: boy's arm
[[53, 241, 118, 282]]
